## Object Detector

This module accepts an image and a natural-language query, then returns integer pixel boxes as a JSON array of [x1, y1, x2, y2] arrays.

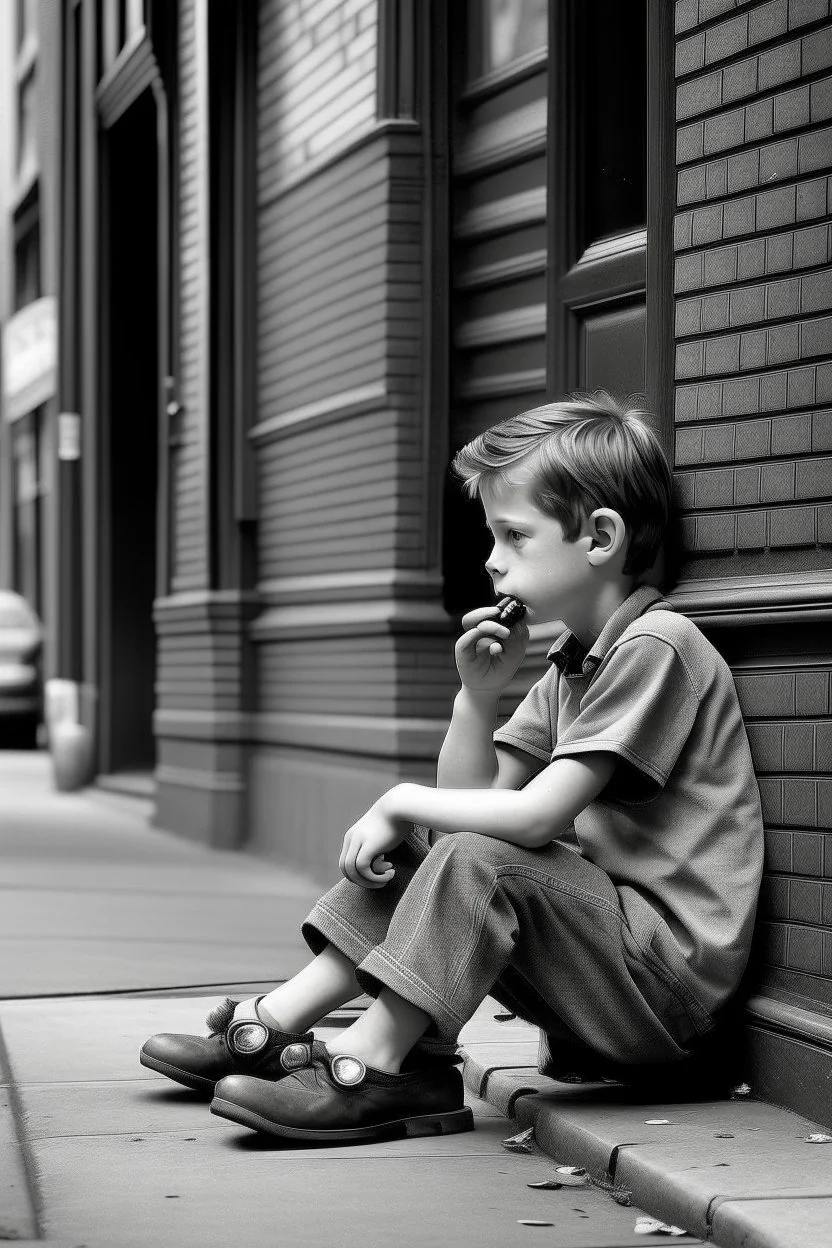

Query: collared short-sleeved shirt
[[492, 584, 764, 1015]]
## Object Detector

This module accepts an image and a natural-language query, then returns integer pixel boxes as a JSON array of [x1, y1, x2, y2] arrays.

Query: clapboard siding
[[172, 0, 209, 591], [155, 603, 251, 714], [258, 635, 457, 718]]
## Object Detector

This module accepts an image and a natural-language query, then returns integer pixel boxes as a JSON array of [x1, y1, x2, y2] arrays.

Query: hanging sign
[[1, 295, 57, 422]]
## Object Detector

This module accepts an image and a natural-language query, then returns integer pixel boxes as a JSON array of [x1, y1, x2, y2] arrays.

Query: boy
[[142, 392, 764, 1144]]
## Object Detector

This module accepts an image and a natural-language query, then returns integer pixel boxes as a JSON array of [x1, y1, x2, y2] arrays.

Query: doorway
[[99, 89, 159, 775]]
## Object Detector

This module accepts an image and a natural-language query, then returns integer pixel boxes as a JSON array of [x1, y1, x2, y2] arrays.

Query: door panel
[[582, 303, 647, 395]]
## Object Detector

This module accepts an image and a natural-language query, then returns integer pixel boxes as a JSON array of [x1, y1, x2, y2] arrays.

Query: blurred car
[[0, 590, 42, 747]]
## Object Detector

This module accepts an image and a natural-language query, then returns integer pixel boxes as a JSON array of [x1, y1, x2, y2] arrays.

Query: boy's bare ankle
[[325, 1036, 402, 1075]]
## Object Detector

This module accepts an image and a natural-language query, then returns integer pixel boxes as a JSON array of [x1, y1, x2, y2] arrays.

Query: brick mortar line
[[675, 304, 832, 342], [672, 401, 832, 427], [676, 0, 805, 43], [675, 256, 832, 298], [677, 500, 832, 517], [675, 8, 832, 82], [677, 108, 832, 170], [677, 450, 832, 471], [676, 62, 832, 133], [674, 176, 832, 253]]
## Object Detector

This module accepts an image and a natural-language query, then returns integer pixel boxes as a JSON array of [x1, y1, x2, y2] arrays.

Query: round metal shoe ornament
[[279, 1042, 312, 1072], [330, 1054, 367, 1087], [227, 1020, 269, 1055]]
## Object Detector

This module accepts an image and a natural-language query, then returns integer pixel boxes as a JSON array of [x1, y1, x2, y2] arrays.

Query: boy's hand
[[455, 604, 530, 694], [339, 796, 406, 889]]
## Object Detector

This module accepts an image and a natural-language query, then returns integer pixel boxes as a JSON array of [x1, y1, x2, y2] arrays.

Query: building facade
[[1, 0, 830, 1125]]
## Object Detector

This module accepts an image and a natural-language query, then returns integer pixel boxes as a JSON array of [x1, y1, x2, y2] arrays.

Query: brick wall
[[674, 0, 832, 576], [673, 0, 832, 1029]]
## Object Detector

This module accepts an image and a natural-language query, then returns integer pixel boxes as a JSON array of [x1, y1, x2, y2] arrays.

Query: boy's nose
[[485, 546, 503, 578]]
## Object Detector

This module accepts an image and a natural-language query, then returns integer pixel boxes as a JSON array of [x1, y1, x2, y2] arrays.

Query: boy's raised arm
[[437, 686, 501, 788], [436, 603, 530, 789]]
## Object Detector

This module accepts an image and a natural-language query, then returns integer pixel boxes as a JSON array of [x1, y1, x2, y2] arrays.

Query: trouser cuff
[[356, 946, 467, 1045]]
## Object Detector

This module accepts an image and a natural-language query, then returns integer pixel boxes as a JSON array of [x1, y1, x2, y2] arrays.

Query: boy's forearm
[[383, 781, 546, 849], [436, 688, 501, 789]]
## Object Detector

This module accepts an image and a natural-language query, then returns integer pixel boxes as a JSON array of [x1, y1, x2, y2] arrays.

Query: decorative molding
[[249, 383, 391, 445], [458, 369, 547, 402], [155, 763, 245, 793], [747, 995, 832, 1053], [669, 569, 832, 624], [154, 589, 260, 621], [460, 48, 548, 107], [249, 598, 455, 642], [454, 98, 547, 178], [560, 232, 647, 310], [96, 31, 158, 128], [456, 249, 547, 291], [154, 709, 251, 741], [259, 118, 421, 208], [455, 304, 546, 350], [377, 0, 416, 120], [254, 712, 448, 759], [578, 228, 647, 267], [454, 187, 546, 241], [256, 569, 445, 606]]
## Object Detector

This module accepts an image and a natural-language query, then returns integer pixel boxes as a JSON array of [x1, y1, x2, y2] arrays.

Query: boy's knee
[[428, 830, 503, 875]]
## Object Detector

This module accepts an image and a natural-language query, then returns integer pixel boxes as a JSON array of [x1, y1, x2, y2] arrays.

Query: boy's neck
[[565, 578, 638, 650]]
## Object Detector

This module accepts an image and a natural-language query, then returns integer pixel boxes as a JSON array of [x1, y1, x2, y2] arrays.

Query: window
[[14, 198, 41, 311], [575, 0, 647, 247], [470, 0, 548, 79]]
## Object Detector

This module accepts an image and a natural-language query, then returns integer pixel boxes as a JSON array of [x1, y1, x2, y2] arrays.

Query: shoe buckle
[[279, 1042, 312, 1071], [330, 1054, 366, 1087], [227, 1020, 269, 1055]]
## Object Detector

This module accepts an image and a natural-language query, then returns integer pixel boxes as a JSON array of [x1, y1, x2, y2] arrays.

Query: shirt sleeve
[[550, 634, 700, 804], [492, 664, 558, 764]]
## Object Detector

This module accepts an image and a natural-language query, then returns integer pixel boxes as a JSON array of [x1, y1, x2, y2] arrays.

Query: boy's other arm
[[385, 752, 615, 849]]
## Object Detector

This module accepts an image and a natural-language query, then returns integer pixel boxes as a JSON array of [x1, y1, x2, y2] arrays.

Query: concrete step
[[458, 1001, 832, 1248]]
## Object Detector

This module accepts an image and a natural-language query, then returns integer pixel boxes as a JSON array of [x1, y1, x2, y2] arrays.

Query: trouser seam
[[492, 863, 621, 918], [447, 875, 500, 1002]]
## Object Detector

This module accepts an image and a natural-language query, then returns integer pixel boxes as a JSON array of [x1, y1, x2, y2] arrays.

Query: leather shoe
[[140, 998, 315, 1093], [210, 1048, 474, 1142]]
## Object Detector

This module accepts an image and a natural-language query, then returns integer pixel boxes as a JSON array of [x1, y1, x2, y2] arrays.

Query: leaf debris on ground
[[634, 1215, 687, 1235], [517, 1220, 554, 1226], [501, 1126, 536, 1153], [804, 1133, 832, 1143], [644, 1118, 672, 1125], [729, 1082, 751, 1098]]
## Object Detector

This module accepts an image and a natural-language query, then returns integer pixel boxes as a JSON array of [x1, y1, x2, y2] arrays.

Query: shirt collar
[[546, 585, 671, 677]]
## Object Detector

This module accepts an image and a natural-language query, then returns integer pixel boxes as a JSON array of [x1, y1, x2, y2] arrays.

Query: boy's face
[[480, 478, 596, 627]]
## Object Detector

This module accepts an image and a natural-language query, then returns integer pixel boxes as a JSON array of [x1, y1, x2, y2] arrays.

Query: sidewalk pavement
[[0, 752, 830, 1247]]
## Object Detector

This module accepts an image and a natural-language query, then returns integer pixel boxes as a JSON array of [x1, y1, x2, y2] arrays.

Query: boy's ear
[[586, 509, 627, 567]]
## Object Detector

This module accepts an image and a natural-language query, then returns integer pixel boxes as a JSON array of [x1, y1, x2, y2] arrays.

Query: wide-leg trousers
[[302, 826, 714, 1073]]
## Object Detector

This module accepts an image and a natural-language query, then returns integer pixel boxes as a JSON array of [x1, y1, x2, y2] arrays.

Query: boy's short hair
[[451, 391, 671, 577]]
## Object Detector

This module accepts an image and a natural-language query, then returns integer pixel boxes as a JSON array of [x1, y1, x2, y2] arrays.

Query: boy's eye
[[508, 530, 526, 543]]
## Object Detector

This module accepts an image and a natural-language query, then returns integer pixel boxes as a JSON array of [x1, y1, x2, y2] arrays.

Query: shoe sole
[[140, 1049, 216, 1095], [210, 1096, 475, 1142]]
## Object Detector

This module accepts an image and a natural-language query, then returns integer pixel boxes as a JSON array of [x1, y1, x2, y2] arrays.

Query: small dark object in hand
[[496, 596, 526, 628]]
